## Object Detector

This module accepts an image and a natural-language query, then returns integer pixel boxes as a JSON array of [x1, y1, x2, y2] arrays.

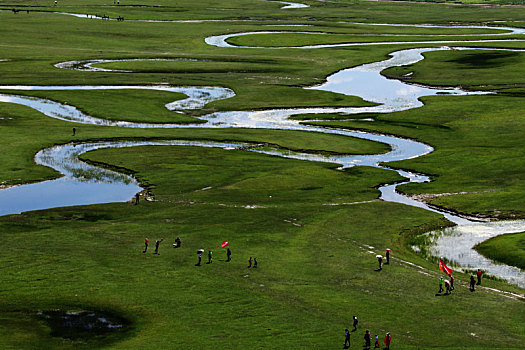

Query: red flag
[[439, 258, 453, 275], [221, 240, 229, 248]]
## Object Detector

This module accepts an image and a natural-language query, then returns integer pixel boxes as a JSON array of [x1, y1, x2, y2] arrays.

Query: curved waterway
[[0, 41, 523, 285], [205, 23, 525, 48]]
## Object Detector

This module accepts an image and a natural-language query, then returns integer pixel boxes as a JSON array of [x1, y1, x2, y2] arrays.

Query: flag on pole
[[439, 258, 453, 275]]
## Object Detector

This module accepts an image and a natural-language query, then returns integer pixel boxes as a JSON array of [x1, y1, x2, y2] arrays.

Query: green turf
[[0, 0, 524, 348], [475, 232, 525, 269]]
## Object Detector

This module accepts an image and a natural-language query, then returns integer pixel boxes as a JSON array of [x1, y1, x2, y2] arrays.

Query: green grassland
[[475, 232, 525, 269], [0, 0, 524, 348]]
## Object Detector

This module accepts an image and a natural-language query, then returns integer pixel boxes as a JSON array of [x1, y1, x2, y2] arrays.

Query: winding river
[[0, 22, 524, 287]]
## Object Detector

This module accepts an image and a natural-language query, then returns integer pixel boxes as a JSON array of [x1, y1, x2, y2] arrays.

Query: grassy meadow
[[475, 232, 525, 269], [0, 0, 524, 348]]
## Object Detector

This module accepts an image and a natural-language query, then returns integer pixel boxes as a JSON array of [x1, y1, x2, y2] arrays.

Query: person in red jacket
[[476, 269, 482, 285], [143, 238, 149, 253], [384, 332, 391, 349], [364, 329, 371, 348]]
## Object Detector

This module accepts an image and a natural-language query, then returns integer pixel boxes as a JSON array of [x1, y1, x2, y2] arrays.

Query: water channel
[[0, 26, 523, 286]]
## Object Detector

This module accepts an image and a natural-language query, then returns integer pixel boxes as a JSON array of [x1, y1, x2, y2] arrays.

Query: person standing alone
[[476, 269, 482, 285], [384, 332, 391, 350], [344, 328, 351, 348]]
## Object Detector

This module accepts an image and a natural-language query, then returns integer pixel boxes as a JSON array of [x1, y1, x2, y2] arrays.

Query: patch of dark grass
[[447, 52, 520, 69]]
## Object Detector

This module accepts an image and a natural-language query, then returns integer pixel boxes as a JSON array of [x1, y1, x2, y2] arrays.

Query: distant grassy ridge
[[475, 232, 525, 269]]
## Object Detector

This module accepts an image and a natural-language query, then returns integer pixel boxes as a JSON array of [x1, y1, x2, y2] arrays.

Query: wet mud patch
[[38, 309, 130, 341]]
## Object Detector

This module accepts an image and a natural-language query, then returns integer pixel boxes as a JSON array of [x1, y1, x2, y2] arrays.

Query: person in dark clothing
[[226, 247, 231, 262], [154, 239, 163, 255], [143, 238, 149, 253], [374, 334, 380, 348], [364, 329, 371, 348], [196, 252, 202, 266], [352, 315, 358, 331], [173, 236, 181, 248], [385, 249, 391, 264], [207, 250, 212, 264], [470, 275, 476, 291], [248, 257, 252, 268], [253, 257, 258, 268], [344, 328, 351, 348], [378, 256, 383, 270], [135, 192, 140, 205], [72, 127, 76, 136], [449, 274, 455, 291], [476, 269, 482, 285]]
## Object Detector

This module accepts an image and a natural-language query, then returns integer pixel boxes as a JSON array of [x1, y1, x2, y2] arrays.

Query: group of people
[[377, 248, 391, 270], [438, 268, 483, 294], [437, 274, 455, 295], [142, 238, 256, 267], [344, 316, 391, 349], [142, 238, 163, 254]]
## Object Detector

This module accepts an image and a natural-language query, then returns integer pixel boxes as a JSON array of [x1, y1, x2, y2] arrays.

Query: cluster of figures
[[96, 14, 112, 20], [142, 238, 163, 254], [142, 238, 258, 268], [376, 248, 391, 270], [142, 237, 180, 255], [437, 268, 482, 295], [437, 274, 455, 295], [344, 316, 391, 349], [195, 247, 239, 266]]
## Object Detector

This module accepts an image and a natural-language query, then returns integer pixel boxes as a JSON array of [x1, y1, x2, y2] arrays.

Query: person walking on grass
[[384, 332, 391, 350], [470, 275, 476, 291], [248, 257, 252, 268], [374, 334, 380, 348], [438, 276, 444, 293], [449, 274, 455, 291], [377, 255, 383, 270], [196, 252, 202, 266], [154, 238, 163, 255], [352, 315, 358, 331], [207, 250, 212, 264], [444, 279, 451, 295], [72, 127, 76, 136], [143, 238, 149, 253], [253, 257, 258, 268], [476, 269, 482, 285], [344, 328, 351, 348], [226, 247, 231, 262], [385, 248, 391, 264], [364, 329, 371, 348]]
